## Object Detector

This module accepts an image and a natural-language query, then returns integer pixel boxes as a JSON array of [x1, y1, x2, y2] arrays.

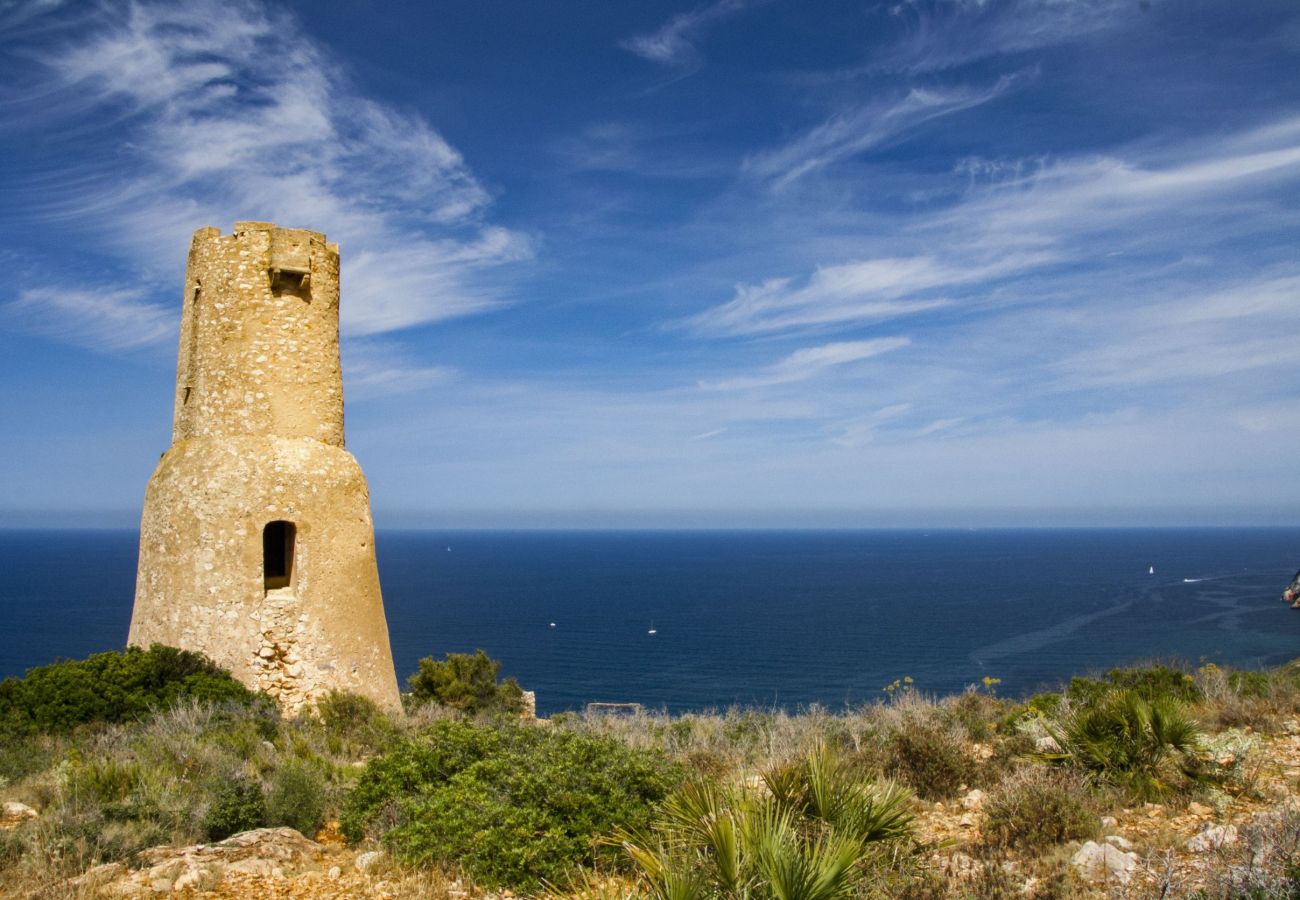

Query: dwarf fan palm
[[1046, 688, 1203, 800], [607, 743, 913, 900]]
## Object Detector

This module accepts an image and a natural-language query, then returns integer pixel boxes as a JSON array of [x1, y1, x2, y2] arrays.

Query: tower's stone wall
[[174, 222, 344, 446], [130, 223, 400, 714]]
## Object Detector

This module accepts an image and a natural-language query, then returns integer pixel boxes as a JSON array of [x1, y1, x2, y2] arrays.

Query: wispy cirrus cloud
[[342, 341, 458, 401], [885, 0, 1150, 72], [744, 73, 1026, 187], [701, 338, 911, 390], [685, 252, 1058, 337], [697, 114, 1300, 344], [6, 286, 175, 351], [2, 0, 529, 345], [942, 121, 1300, 249], [620, 0, 751, 70], [796, 0, 1148, 82], [1045, 273, 1300, 388]]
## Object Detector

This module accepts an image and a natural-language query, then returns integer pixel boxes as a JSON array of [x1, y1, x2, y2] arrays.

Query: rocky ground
[[5, 723, 1299, 899]]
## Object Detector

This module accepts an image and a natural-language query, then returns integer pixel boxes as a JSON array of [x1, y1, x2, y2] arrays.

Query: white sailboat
[[648, 621, 657, 635]]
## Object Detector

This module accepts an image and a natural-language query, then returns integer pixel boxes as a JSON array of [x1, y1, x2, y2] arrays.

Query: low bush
[[313, 690, 398, 754], [1067, 663, 1201, 706], [265, 759, 328, 836], [612, 744, 913, 900], [203, 774, 266, 840], [885, 719, 979, 800], [1046, 688, 1204, 801], [0, 645, 259, 734], [939, 690, 1006, 742], [0, 728, 64, 783], [341, 719, 683, 889], [1227, 670, 1271, 699], [983, 767, 1100, 851], [406, 649, 524, 716]]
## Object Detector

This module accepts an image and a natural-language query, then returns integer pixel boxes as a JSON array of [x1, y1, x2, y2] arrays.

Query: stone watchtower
[[129, 222, 400, 713]]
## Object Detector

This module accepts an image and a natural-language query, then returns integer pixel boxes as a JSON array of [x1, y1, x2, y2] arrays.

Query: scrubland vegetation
[[2, 647, 1300, 898]]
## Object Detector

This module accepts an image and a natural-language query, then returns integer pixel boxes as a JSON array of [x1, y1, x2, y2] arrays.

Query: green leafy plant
[[1045, 688, 1204, 800], [265, 759, 327, 836], [1067, 664, 1201, 706], [884, 719, 977, 800], [341, 719, 682, 889], [0, 645, 260, 734], [203, 774, 266, 840], [609, 742, 913, 900], [313, 690, 398, 754], [406, 649, 524, 715]]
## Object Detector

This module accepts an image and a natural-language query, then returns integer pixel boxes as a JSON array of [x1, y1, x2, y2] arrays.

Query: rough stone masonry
[[129, 222, 401, 713]]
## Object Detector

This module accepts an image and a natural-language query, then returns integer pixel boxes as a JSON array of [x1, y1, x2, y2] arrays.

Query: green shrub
[[1067, 664, 1201, 706], [0, 645, 259, 734], [341, 719, 683, 889], [763, 742, 914, 844], [983, 767, 1100, 850], [1227, 670, 1271, 699], [940, 691, 1006, 741], [265, 759, 327, 836], [1046, 688, 1204, 801], [885, 720, 978, 800], [203, 775, 266, 840], [406, 649, 524, 716], [613, 744, 912, 900], [313, 690, 397, 753], [0, 728, 64, 783]]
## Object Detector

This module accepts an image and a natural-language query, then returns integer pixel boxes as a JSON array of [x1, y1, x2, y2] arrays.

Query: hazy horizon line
[[2, 506, 1294, 531]]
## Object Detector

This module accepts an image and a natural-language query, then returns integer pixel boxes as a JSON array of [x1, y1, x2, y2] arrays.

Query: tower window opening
[[270, 267, 311, 297], [263, 520, 296, 590]]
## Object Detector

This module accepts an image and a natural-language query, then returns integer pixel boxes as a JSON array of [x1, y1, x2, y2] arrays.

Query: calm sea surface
[[1, 528, 1297, 715]]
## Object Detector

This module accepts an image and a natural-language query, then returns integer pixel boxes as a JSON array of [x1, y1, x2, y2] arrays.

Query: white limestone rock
[[1071, 840, 1138, 883], [2, 801, 37, 822], [356, 850, 386, 872], [1187, 824, 1239, 852]]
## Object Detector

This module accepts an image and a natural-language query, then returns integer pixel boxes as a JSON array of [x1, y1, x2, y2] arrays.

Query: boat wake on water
[[969, 601, 1132, 668]]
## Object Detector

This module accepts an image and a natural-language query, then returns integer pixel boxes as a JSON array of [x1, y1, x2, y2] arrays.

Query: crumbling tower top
[[173, 222, 345, 446]]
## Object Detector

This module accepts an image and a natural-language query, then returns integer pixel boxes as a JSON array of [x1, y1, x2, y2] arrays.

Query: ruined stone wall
[[130, 223, 400, 713]]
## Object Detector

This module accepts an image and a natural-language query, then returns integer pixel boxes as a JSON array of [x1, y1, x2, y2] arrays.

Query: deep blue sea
[[1, 528, 1298, 715]]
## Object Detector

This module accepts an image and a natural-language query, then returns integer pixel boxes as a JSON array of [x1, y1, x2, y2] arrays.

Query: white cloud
[[621, 0, 749, 69], [701, 337, 910, 390], [808, 0, 1148, 79], [1044, 274, 1300, 388], [939, 117, 1300, 249], [693, 116, 1300, 347], [686, 252, 1058, 337], [9, 0, 527, 338], [5, 286, 175, 350], [745, 75, 1025, 188], [830, 402, 913, 447], [342, 342, 458, 401]]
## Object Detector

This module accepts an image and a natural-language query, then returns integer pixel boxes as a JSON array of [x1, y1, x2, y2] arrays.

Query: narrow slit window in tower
[[263, 520, 295, 590]]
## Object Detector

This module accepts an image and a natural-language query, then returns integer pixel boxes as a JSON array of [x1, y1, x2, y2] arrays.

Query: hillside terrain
[[3, 650, 1300, 898]]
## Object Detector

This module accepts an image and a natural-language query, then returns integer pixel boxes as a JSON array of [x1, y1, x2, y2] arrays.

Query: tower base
[[130, 436, 401, 713]]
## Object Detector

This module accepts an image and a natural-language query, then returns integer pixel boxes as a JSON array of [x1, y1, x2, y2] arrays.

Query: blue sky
[[1, 0, 1298, 527]]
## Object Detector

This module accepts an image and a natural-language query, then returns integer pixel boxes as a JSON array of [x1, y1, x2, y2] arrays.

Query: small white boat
[[549, 622, 556, 628], [1148, 565, 1155, 575], [648, 622, 657, 635]]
